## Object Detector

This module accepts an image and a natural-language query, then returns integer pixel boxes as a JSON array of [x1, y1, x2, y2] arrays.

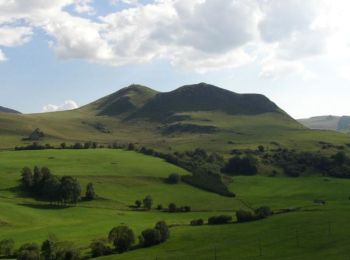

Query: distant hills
[[298, 115, 350, 132], [0, 106, 20, 114]]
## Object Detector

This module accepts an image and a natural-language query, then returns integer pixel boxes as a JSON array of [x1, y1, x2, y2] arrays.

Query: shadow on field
[[18, 203, 70, 210]]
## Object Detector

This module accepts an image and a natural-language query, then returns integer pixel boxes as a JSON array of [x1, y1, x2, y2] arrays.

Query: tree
[[0, 239, 15, 257], [21, 167, 33, 190], [41, 234, 57, 260], [89, 239, 112, 258], [168, 203, 177, 213], [33, 166, 43, 193], [108, 226, 135, 253], [17, 243, 40, 260], [258, 145, 265, 153], [333, 151, 347, 166], [155, 221, 170, 242], [85, 183, 96, 201], [190, 219, 204, 226], [139, 229, 161, 247], [60, 143, 66, 149], [42, 175, 61, 204], [167, 173, 181, 184], [135, 200, 142, 208], [143, 195, 153, 210], [60, 176, 81, 205]]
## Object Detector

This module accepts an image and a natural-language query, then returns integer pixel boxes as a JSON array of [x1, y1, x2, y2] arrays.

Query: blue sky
[[1, 0, 350, 118]]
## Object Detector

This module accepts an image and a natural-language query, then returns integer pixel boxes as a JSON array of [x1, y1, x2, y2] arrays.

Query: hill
[[0, 83, 348, 157], [0, 106, 20, 114], [298, 115, 350, 132]]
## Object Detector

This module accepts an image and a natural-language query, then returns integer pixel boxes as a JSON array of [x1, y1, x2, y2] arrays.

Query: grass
[[0, 149, 350, 259]]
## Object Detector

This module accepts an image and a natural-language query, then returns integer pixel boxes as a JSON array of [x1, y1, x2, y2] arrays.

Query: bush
[[167, 173, 181, 184], [156, 204, 163, 210], [0, 239, 15, 257], [54, 242, 80, 260], [208, 215, 232, 225], [90, 239, 112, 258], [236, 209, 255, 223], [108, 226, 135, 253], [139, 229, 161, 247], [17, 243, 40, 260], [190, 219, 204, 226], [255, 206, 272, 219]]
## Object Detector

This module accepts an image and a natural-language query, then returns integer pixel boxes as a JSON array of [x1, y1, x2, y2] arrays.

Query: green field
[[1, 149, 350, 259]]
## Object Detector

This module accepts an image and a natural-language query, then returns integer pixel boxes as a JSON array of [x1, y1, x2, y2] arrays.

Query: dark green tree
[[108, 226, 135, 253], [21, 167, 33, 190], [139, 229, 161, 247], [41, 234, 57, 260], [168, 203, 177, 213], [155, 221, 170, 242], [143, 195, 153, 210], [135, 200, 142, 208], [60, 176, 81, 204]]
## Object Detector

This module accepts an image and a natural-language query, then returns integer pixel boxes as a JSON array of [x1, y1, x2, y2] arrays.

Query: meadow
[[0, 149, 350, 259]]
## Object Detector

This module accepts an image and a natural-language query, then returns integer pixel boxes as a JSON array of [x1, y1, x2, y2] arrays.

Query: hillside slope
[[0, 106, 20, 114]]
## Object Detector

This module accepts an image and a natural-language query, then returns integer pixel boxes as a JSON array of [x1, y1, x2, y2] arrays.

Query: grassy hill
[[0, 149, 349, 259]]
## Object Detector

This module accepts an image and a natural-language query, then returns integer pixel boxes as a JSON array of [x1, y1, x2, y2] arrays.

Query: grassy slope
[[0, 150, 350, 259]]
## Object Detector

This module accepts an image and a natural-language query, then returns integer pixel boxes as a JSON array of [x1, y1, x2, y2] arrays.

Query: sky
[[1, 0, 350, 118]]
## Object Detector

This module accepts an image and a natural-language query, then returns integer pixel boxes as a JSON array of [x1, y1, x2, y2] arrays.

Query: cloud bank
[[42, 100, 79, 112], [0, 0, 349, 77]]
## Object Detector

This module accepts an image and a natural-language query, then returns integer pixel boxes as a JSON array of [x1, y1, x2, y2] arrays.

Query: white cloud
[[0, 49, 6, 61], [0, 26, 33, 47], [337, 65, 350, 81], [42, 100, 79, 112], [0, 0, 349, 77], [74, 0, 95, 15]]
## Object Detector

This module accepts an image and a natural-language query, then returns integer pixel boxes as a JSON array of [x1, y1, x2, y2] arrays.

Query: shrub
[[108, 226, 135, 253], [0, 239, 15, 257], [139, 229, 161, 247], [255, 206, 272, 219], [17, 243, 40, 260], [54, 242, 80, 260], [208, 215, 232, 225], [236, 209, 255, 223], [183, 206, 191, 212], [90, 239, 112, 258], [156, 204, 163, 210], [190, 219, 204, 226], [167, 173, 181, 184]]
